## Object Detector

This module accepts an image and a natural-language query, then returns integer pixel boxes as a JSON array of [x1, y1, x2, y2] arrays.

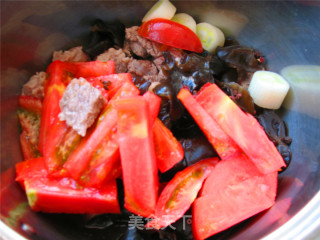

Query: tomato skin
[[143, 91, 161, 124], [44, 121, 82, 173], [146, 158, 219, 229], [138, 18, 203, 53], [78, 129, 121, 188], [16, 157, 120, 214], [18, 96, 42, 160], [90, 73, 134, 99], [18, 95, 42, 114], [192, 156, 277, 240], [142, 91, 184, 173], [39, 61, 74, 154], [39, 60, 116, 171], [178, 88, 241, 160], [24, 176, 120, 214], [115, 96, 159, 217], [15, 157, 46, 189], [73, 61, 115, 78], [63, 107, 118, 180], [196, 83, 286, 174], [19, 132, 35, 160], [63, 81, 139, 182], [153, 118, 184, 173], [86, 77, 109, 100]]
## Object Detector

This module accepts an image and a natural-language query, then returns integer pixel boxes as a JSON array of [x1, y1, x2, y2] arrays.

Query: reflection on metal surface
[[281, 65, 320, 119], [199, 7, 248, 37], [263, 191, 320, 240]]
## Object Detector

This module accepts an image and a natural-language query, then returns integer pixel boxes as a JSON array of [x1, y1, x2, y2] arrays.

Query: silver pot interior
[[1, 1, 320, 239]]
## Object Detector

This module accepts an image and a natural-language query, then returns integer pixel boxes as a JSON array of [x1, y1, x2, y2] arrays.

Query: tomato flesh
[[193, 156, 277, 240], [143, 91, 161, 124], [90, 73, 134, 99], [153, 118, 184, 173], [40, 60, 115, 172], [73, 61, 115, 78], [196, 83, 285, 174], [78, 129, 121, 187], [17, 98, 42, 160], [146, 158, 218, 229], [178, 88, 242, 160], [18, 95, 42, 114], [15, 157, 46, 188], [115, 96, 159, 217], [138, 18, 203, 53], [63, 81, 139, 181], [16, 157, 120, 214]]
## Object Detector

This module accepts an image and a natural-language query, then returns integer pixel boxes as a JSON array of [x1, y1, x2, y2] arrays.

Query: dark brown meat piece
[[52, 46, 90, 62], [125, 26, 163, 58], [22, 72, 46, 99], [127, 59, 160, 93], [127, 59, 158, 77], [59, 78, 104, 136], [96, 48, 132, 73]]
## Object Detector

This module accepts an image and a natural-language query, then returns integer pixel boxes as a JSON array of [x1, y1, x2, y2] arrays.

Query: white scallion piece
[[142, 0, 176, 22], [248, 70, 290, 110], [171, 13, 197, 32], [196, 22, 225, 53]]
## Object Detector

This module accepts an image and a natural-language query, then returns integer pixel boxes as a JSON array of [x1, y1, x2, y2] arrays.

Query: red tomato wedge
[[146, 158, 219, 229], [63, 81, 139, 181], [178, 88, 242, 160], [153, 118, 184, 173], [17, 98, 42, 160], [39, 61, 76, 154], [90, 73, 133, 99], [15, 157, 46, 188], [115, 96, 159, 217], [192, 156, 277, 240], [39, 60, 115, 171], [19, 132, 37, 160], [73, 61, 115, 78], [143, 91, 184, 173], [200, 154, 276, 196], [24, 177, 120, 214], [143, 91, 161, 124], [63, 107, 118, 180], [43, 121, 82, 174], [142, 91, 183, 172], [86, 77, 109, 100], [196, 83, 286, 174], [78, 129, 121, 188], [18, 95, 42, 114], [138, 18, 203, 53], [16, 157, 120, 214]]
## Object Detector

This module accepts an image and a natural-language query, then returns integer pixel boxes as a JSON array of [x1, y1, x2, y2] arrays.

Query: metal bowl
[[1, 1, 320, 239]]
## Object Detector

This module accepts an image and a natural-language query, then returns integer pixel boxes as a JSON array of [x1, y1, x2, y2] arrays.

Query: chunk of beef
[[125, 26, 163, 58], [22, 72, 46, 99], [126, 59, 158, 93], [127, 59, 158, 77], [153, 56, 165, 71], [59, 78, 104, 136], [96, 48, 132, 73], [52, 46, 90, 62]]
